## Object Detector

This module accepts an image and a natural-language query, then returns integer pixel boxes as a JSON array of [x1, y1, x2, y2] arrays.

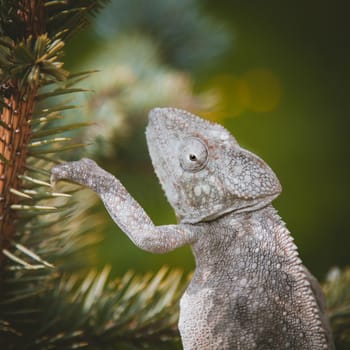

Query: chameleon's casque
[[51, 107, 334, 349]]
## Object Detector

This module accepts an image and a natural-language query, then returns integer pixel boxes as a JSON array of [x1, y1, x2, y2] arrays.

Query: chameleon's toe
[[50, 163, 70, 186], [50, 158, 99, 187]]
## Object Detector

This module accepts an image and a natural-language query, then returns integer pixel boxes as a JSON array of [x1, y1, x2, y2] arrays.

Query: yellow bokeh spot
[[243, 68, 282, 113], [205, 68, 282, 121], [205, 74, 250, 121]]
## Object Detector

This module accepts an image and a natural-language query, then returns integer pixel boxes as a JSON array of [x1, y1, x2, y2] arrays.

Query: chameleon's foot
[[50, 158, 98, 186]]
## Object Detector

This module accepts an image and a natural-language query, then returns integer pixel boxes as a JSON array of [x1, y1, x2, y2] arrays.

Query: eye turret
[[179, 137, 208, 172]]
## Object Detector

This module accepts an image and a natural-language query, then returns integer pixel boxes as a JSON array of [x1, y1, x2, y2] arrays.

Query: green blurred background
[[62, 0, 349, 281]]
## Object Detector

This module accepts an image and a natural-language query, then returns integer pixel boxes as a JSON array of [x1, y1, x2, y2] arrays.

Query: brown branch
[[0, 0, 46, 264], [0, 88, 37, 262]]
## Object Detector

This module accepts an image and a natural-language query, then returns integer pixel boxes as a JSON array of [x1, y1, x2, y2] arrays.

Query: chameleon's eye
[[180, 137, 208, 172]]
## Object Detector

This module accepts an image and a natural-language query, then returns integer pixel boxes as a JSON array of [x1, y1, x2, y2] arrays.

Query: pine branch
[[2, 264, 186, 349], [36, 266, 185, 350], [323, 267, 350, 350], [45, 0, 110, 40], [0, 0, 108, 269]]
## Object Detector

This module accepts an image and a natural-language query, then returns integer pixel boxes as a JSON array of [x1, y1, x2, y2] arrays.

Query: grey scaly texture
[[51, 107, 334, 349]]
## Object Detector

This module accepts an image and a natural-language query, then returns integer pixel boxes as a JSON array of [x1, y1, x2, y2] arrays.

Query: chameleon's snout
[[148, 108, 164, 126], [147, 107, 194, 134]]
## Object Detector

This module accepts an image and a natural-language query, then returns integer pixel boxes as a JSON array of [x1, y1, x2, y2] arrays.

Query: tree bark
[[0, 0, 45, 264]]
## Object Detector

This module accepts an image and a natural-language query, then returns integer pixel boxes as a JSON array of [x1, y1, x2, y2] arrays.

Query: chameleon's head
[[146, 108, 282, 224]]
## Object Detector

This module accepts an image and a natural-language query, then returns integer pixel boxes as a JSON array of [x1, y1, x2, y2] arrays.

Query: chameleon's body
[[51, 108, 334, 349]]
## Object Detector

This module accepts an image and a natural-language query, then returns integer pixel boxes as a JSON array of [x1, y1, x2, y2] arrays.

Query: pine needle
[[11, 242, 54, 268]]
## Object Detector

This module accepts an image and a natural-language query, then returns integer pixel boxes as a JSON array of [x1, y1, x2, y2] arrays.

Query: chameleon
[[51, 107, 334, 349]]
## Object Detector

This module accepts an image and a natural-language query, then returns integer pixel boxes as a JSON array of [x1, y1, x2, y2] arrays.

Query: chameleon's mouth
[[147, 108, 172, 130], [146, 109, 159, 130]]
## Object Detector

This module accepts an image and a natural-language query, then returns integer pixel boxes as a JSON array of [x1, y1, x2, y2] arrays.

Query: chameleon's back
[[180, 207, 333, 349]]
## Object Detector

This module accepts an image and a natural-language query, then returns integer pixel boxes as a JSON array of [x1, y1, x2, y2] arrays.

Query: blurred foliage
[[77, 0, 231, 73], [324, 267, 350, 349], [34, 266, 186, 350]]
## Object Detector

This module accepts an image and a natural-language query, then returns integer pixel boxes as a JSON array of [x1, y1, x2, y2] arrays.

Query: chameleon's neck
[[191, 204, 299, 275]]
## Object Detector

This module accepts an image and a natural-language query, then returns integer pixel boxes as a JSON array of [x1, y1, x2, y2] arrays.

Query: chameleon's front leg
[[51, 158, 198, 253]]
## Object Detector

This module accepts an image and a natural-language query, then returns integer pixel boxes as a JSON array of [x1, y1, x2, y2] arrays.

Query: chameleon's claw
[[51, 163, 70, 184]]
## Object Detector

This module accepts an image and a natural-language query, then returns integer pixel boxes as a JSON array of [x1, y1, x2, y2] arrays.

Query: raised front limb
[[51, 158, 198, 253]]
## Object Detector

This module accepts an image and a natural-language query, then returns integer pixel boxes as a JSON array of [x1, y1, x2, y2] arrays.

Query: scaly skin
[[51, 108, 334, 349]]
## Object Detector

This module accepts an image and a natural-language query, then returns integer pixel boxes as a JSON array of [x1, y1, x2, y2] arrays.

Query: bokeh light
[[206, 68, 282, 121]]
